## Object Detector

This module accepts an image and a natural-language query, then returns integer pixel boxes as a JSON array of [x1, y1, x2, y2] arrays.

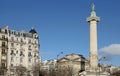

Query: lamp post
[[57, 52, 63, 60], [98, 57, 106, 76], [56, 52, 63, 71]]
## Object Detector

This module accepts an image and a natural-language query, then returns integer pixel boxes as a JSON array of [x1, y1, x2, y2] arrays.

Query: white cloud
[[99, 44, 120, 55]]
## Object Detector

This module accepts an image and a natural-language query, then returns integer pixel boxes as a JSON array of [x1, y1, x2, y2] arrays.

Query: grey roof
[[29, 28, 37, 34]]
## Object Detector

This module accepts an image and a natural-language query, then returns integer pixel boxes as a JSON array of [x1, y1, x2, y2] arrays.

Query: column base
[[79, 69, 110, 76]]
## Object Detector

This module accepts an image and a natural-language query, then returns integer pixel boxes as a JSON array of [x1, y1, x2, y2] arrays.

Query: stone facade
[[42, 59, 57, 71], [0, 26, 40, 76], [57, 53, 89, 76]]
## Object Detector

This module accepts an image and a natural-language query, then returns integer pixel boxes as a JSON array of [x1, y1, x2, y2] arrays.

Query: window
[[16, 51, 18, 54], [35, 40, 37, 44], [11, 64, 13, 67], [2, 35, 5, 39], [20, 51, 24, 56], [10, 50, 14, 55], [11, 43, 14, 47], [11, 50, 14, 53], [35, 46, 37, 49], [5, 29, 7, 33], [28, 52, 31, 57], [17, 38, 18, 41], [28, 39, 31, 43], [34, 35, 38, 39], [11, 57, 13, 62], [2, 63, 5, 68], [18, 32, 20, 36], [20, 44, 23, 49], [29, 58, 31, 62], [14, 31, 16, 35], [2, 42, 5, 46], [11, 37, 14, 41], [21, 33, 23, 36], [20, 51, 23, 54], [34, 53, 36, 57], [21, 38, 23, 42], [11, 31, 13, 34], [2, 49, 5, 54], [28, 45, 31, 50]]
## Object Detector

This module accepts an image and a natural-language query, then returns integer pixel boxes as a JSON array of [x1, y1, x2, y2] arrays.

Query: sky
[[0, 0, 120, 66]]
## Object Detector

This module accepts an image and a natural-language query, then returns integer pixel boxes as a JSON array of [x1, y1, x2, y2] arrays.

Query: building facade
[[57, 53, 89, 76], [0, 26, 40, 76], [42, 59, 57, 71]]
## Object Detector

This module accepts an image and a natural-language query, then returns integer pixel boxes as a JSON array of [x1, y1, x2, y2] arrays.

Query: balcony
[[0, 30, 8, 34], [0, 37, 8, 41], [0, 63, 7, 69], [8, 39, 26, 44], [1, 52, 7, 55], [20, 41, 26, 44], [28, 48, 32, 50], [20, 48, 25, 51], [20, 54, 25, 57], [8, 39, 18, 43], [0, 45, 8, 49], [28, 54, 32, 57], [10, 53, 16, 56], [34, 50, 39, 53], [10, 46, 15, 49], [1, 66, 7, 69], [1, 59, 7, 62]]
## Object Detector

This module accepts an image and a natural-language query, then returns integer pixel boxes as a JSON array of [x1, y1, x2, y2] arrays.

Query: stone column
[[86, 4, 100, 70]]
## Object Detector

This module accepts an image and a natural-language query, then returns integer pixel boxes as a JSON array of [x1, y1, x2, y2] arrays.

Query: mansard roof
[[29, 27, 37, 34]]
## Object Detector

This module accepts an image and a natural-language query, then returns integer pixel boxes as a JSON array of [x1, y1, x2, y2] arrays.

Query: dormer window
[[21, 33, 23, 36], [12, 31, 14, 34], [5, 29, 7, 34], [18, 32, 20, 36]]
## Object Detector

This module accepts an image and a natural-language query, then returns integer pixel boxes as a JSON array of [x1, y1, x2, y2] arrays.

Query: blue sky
[[0, 0, 120, 66]]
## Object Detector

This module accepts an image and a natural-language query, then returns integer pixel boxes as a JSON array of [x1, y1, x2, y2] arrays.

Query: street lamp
[[57, 52, 63, 60], [99, 57, 106, 62], [98, 57, 106, 76], [56, 52, 63, 71]]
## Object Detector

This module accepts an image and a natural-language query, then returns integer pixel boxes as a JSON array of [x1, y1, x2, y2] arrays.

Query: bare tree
[[0, 66, 7, 76], [0, 67, 4, 75], [111, 70, 120, 76], [15, 65, 27, 76], [57, 66, 74, 76], [42, 65, 74, 76], [32, 62, 50, 76], [32, 63, 40, 76]]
